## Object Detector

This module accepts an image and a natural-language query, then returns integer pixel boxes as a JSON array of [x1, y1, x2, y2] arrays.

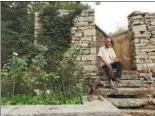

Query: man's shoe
[[109, 83, 118, 90], [114, 78, 121, 82]]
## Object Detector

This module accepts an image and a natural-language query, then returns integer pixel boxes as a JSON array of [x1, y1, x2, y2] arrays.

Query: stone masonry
[[71, 9, 98, 76], [128, 11, 155, 71]]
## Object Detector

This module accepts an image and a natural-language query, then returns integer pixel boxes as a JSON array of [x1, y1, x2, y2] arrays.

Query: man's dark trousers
[[102, 62, 123, 80]]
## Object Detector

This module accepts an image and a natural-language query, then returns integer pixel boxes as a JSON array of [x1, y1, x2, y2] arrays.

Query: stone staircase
[[85, 70, 155, 116]]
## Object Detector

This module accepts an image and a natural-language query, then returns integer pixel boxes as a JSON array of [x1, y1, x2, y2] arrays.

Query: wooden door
[[113, 36, 132, 70]]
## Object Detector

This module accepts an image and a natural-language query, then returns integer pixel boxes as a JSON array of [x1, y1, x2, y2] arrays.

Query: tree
[[1, 2, 45, 65]]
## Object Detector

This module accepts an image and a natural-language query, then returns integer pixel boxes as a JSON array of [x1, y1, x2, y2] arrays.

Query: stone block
[[145, 14, 155, 19], [81, 43, 90, 48], [131, 15, 143, 20], [148, 26, 155, 31], [132, 25, 146, 32], [90, 48, 96, 54], [79, 12, 89, 17], [84, 29, 96, 36], [100, 88, 154, 96], [82, 40, 91, 44], [72, 37, 80, 41], [133, 43, 147, 47], [75, 22, 89, 27], [81, 36, 92, 41], [78, 16, 94, 22], [71, 27, 77, 31], [91, 60, 97, 65], [108, 98, 149, 108], [93, 36, 96, 41], [148, 52, 155, 56], [74, 32, 83, 37], [72, 41, 81, 44], [151, 31, 155, 34], [140, 39, 148, 43], [136, 63, 155, 70], [151, 21, 155, 25], [79, 27, 89, 30], [134, 33, 151, 38], [132, 20, 144, 25], [151, 34, 155, 38], [84, 9, 94, 13], [148, 38, 155, 44], [142, 48, 155, 52], [132, 38, 140, 44], [128, 11, 143, 18], [82, 49, 90, 55], [82, 55, 96, 61], [90, 22, 96, 26], [123, 109, 155, 116], [84, 65, 97, 72], [71, 30, 76, 34]]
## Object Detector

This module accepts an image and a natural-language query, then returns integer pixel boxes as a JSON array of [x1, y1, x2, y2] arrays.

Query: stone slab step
[[85, 75, 139, 81], [2, 104, 123, 116], [100, 88, 154, 96], [108, 98, 155, 108], [100, 80, 141, 88], [97, 70, 139, 76], [122, 109, 155, 116]]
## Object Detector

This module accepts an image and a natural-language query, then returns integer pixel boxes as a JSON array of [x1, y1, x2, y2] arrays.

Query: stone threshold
[[2, 97, 123, 116]]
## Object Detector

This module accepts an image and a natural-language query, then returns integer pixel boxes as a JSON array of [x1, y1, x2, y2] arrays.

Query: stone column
[[34, 12, 41, 44], [71, 9, 98, 77], [128, 11, 155, 71]]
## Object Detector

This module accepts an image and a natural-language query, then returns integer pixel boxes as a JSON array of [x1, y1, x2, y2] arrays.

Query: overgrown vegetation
[[1, 1, 89, 105]]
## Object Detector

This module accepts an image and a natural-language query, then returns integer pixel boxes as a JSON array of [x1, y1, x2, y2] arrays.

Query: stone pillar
[[128, 11, 155, 71], [71, 9, 98, 76], [34, 12, 41, 44]]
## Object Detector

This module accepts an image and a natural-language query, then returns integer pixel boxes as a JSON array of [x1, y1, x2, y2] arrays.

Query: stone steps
[[100, 80, 141, 88], [122, 109, 155, 116], [97, 70, 139, 76], [100, 88, 154, 96], [85, 70, 155, 116], [107, 98, 155, 108], [85, 74, 140, 80]]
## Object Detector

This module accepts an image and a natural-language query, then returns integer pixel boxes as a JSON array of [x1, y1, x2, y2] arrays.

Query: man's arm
[[98, 56, 112, 68], [113, 57, 122, 62]]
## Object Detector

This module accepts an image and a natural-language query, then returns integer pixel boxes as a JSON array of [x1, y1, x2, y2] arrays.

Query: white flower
[[13, 52, 18, 56]]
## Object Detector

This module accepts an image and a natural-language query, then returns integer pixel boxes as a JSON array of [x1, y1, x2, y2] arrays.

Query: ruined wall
[[71, 9, 98, 76], [128, 11, 155, 71], [35, 9, 99, 77]]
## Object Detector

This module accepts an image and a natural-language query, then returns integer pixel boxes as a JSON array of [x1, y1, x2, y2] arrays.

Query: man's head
[[104, 38, 112, 48]]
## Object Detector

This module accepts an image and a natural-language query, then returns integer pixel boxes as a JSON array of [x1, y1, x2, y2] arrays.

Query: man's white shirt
[[98, 46, 116, 67]]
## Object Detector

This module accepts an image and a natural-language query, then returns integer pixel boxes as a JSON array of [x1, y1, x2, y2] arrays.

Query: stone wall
[[128, 11, 155, 71], [71, 9, 98, 76]]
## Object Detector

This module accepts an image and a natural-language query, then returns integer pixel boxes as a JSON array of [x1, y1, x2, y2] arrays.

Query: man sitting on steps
[[98, 38, 123, 90]]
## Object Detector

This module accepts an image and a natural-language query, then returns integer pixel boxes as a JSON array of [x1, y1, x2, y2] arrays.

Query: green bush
[[1, 2, 89, 105], [1, 94, 81, 105]]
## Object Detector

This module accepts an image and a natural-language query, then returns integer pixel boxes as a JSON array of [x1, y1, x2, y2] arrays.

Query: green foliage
[[55, 45, 84, 98], [2, 94, 81, 105], [1, 1, 90, 105], [42, 2, 89, 10], [1, 45, 85, 104], [1, 55, 34, 97], [1, 2, 35, 65]]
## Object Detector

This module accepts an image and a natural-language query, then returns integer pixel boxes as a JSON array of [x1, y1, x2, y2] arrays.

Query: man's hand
[[106, 63, 112, 69], [114, 58, 123, 62]]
